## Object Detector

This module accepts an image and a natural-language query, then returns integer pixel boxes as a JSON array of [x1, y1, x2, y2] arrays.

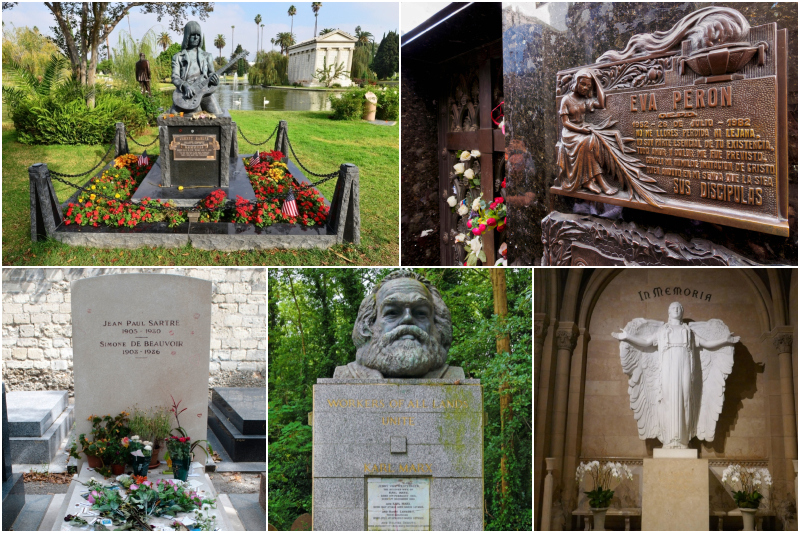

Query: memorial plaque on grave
[[550, 7, 789, 236], [367, 478, 430, 531], [167, 124, 221, 187], [72, 274, 212, 466]]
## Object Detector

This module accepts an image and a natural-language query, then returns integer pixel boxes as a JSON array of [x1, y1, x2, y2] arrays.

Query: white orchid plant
[[575, 461, 633, 509], [721, 464, 772, 509]]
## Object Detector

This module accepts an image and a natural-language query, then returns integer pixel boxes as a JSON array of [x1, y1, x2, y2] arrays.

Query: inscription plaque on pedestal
[[550, 7, 789, 236], [367, 477, 430, 531], [170, 134, 220, 160]]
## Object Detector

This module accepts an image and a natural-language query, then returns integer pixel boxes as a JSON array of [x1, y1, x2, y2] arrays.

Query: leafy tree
[[213, 34, 226, 62], [312, 56, 348, 87], [21, 2, 215, 108], [249, 50, 288, 86], [1, 23, 61, 81], [268, 268, 532, 530], [372, 30, 398, 80], [225, 44, 250, 76]]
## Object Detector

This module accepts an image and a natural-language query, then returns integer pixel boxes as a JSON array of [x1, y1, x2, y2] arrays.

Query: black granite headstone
[[3, 384, 10, 482], [208, 387, 265, 462], [2, 383, 26, 530]]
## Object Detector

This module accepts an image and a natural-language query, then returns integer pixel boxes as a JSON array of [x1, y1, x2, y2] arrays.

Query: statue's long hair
[[181, 21, 203, 49]]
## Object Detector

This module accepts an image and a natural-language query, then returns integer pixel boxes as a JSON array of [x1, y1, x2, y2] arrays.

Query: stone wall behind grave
[[1, 268, 265, 395]]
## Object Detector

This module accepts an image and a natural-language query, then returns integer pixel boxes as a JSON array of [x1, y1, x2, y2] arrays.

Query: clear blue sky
[[2, 2, 399, 59]]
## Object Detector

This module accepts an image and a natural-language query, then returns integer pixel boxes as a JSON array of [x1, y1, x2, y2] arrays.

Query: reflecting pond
[[215, 83, 335, 111]]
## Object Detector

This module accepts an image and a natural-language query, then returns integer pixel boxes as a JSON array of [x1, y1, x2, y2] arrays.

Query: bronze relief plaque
[[169, 133, 220, 160], [551, 7, 789, 236]]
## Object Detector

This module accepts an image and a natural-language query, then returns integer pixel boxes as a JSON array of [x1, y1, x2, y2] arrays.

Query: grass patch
[[2, 110, 398, 265]]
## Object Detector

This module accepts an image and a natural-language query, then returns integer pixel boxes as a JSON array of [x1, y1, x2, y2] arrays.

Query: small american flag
[[137, 152, 149, 166], [282, 189, 299, 218], [249, 152, 261, 166]]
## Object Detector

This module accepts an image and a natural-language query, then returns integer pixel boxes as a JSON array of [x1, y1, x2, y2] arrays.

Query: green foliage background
[[268, 268, 532, 530]]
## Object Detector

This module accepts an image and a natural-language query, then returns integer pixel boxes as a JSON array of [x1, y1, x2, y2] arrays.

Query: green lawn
[[2, 110, 399, 266]]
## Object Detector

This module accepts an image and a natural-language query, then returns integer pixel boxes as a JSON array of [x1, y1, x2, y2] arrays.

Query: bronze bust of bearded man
[[170, 21, 222, 115], [334, 271, 465, 379]]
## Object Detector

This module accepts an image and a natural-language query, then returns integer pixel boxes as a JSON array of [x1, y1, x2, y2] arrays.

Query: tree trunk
[[286, 272, 307, 380], [86, 3, 104, 109], [491, 268, 512, 501]]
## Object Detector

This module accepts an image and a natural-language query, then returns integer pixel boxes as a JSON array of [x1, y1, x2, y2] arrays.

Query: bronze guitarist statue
[[170, 21, 222, 115]]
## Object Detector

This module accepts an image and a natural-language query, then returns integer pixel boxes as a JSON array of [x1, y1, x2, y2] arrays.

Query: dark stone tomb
[[208, 387, 265, 462]]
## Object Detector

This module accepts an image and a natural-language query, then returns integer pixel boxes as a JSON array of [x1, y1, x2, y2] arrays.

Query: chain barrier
[[238, 123, 279, 147], [285, 133, 340, 179], [126, 132, 158, 148], [47, 144, 115, 178]]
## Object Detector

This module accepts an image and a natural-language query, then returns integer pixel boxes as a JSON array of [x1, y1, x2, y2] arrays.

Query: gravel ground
[[208, 472, 261, 494]]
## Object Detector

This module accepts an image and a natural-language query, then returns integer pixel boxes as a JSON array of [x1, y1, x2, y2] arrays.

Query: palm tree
[[288, 5, 297, 37], [275, 32, 295, 55], [270, 37, 276, 52], [355, 26, 373, 48], [318, 28, 335, 36], [311, 2, 322, 37], [214, 34, 226, 61], [231, 25, 235, 56], [254, 14, 262, 54], [261, 24, 265, 55], [157, 31, 171, 52]]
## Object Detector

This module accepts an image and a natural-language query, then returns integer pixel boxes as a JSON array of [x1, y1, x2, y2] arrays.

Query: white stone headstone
[[72, 274, 211, 466]]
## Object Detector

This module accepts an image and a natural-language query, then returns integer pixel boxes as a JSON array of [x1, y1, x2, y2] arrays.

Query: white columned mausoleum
[[287, 30, 357, 87]]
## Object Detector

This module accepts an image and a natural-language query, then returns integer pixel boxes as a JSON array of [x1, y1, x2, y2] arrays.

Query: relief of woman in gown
[[556, 68, 666, 207]]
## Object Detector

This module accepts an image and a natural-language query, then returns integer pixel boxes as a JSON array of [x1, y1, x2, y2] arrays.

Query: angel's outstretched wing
[[689, 319, 734, 442], [618, 318, 664, 441]]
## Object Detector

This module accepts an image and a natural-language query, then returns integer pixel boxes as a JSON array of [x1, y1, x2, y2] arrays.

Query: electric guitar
[[172, 51, 248, 110]]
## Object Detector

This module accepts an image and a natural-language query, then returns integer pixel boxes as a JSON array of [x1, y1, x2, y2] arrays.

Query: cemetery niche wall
[[534, 268, 798, 531], [503, 2, 797, 266], [311, 272, 484, 530]]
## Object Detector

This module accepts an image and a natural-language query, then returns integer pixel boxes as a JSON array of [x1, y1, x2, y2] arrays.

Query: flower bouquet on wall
[[575, 461, 633, 531], [166, 396, 213, 481], [721, 464, 772, 531]]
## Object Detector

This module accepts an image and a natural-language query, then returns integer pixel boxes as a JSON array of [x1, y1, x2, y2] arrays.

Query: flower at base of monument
[[486, 217, 497, 226], [459, 150, 472, 162], [121, 437, 130, 448], [722, 464, 772, 509], [464, 168, 475, 180], [455, 233, 466, 243], [575, 461, 632, 508], [453, 162, 465, 175], [447, 196, 457, 207], [178, 186, 184, 191], [457, 202, 469, 216], [472, 197, 482, 212], [470, 150, 481, 158]]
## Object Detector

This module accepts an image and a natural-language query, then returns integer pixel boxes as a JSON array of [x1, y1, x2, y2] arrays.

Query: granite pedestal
[[312, 378, 484, 531], [208, 387, 266, 462], [642, 457, 709, 531]]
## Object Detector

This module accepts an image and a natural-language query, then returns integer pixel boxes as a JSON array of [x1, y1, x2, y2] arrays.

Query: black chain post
[[115, 122, 129, 157], [237, 123, 278, 147], [29, 163, 63, 242]]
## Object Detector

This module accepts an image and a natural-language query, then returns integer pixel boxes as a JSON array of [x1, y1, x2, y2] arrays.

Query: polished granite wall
[[503, 2, 797, 265], [400, 65, 441, 265]]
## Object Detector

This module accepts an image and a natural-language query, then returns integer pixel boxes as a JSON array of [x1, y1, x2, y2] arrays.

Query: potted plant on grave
[[126, 435, 153, 477], [721, 464, 772, 531], [167, 395, 212, 482], [106, 438, 128, 475], [575, 461, 633, 531], [76, 412, 130, 472], [128, 406, 172, 469]]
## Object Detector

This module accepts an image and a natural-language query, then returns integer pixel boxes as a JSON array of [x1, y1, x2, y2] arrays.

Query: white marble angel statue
[[611, 302, 739, 449]]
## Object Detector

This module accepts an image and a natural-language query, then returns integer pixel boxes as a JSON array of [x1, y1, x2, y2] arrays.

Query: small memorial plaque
[[550, 7, 788, 236], [169, 134, 220, 160], [367, 477, 430, 531]]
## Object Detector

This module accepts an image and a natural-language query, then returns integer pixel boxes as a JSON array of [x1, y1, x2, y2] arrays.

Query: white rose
[[464, 168, 475, 180], [459, 151, 471, 162], [471, 150, 481, 158], [469, 235, 482, 253], [453, 163, 465, 175], [131, 435, 140, 441], [446, 196, 457, 207], [144, 445, 152, 451], [471, 198, 481, 212], [457, 204, 469, 216], [455, 233, 466, 243]]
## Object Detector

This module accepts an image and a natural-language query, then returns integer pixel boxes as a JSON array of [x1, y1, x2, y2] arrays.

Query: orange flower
[[169, 114, 175, 117]]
